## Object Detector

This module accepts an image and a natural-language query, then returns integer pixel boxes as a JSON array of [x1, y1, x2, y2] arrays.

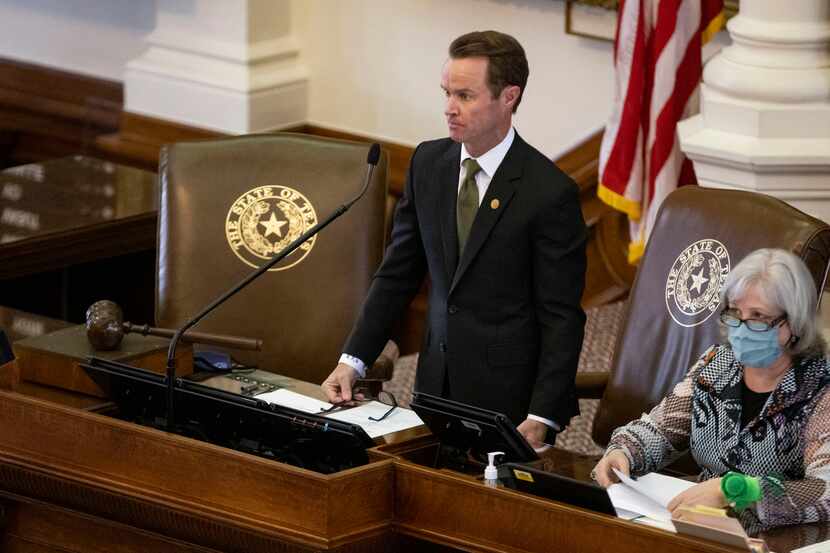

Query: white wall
[[292, 0, 615, 158], [0, 0, 154, 81], [0, 0, 616, 157]]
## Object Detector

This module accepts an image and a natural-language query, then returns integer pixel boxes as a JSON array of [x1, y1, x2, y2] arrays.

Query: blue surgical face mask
[[727, 323, 782, 368]]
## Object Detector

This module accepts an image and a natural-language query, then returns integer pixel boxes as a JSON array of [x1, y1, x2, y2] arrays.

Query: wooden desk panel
[[393, 461, 744, 553], [1, 354, 827, 552], [0, 307, 109, 410], [0, 156, 158, 323], [0, 306, 72, 343], [1, 497, 223, 553], [0, 390, 395, 552], [380, 438, 817, 553], [0, 496, 403, 553], [0, 155, 157, 279]]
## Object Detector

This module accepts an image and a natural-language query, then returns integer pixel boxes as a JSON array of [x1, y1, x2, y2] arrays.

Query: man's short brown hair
[[449, 30, 529, 113]]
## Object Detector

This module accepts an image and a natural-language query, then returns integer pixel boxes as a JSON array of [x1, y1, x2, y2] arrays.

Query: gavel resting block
[[13, 325, 193, 397]]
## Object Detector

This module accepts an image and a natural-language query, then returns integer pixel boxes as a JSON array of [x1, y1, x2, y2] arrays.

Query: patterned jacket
[[607, 344, 830, 529]]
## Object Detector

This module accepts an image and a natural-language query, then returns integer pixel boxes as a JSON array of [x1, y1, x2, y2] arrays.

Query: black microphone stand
[[164, 144, 381, 431]]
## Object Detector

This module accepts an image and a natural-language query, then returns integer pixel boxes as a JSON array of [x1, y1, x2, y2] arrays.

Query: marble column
[[678, 0, 830, 223], [124, 0, 308, 133]]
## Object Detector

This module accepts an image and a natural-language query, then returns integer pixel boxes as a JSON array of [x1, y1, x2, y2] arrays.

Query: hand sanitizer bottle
[[484, 451, 505, 488]]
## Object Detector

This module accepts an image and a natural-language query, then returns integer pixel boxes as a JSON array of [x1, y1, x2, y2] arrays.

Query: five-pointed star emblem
[[260, 211, 287, 238], [690, 268, 709, 294]]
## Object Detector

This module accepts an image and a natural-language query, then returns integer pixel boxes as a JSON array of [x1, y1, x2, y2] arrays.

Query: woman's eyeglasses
[[719, 308, 787, 332]]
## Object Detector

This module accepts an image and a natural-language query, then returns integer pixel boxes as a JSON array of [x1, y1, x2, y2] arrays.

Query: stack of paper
[[325, 401, 424, 438], [256, 388, 334, 413], [607, 468, 696, 531], [793, 539, 830, 553], [608, 470, 767, 550], [255, 388, 424, 438], [672, 505, 752, 549]]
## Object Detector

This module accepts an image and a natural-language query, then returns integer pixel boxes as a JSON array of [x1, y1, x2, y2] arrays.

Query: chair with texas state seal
[[156, 133, 395, 386], [576, 186, 830, 454]]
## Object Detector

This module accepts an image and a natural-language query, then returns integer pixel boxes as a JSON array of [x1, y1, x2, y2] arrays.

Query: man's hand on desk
[[517, 418, 549, 450], [592, 450, 630, 488], [322, 362, 362, 404]]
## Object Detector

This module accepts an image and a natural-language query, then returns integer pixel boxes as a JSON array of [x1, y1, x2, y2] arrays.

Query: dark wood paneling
[[97, 117, 412, 196], [558, 131, 637, 308], [298, 125, 413, 199], [96, 112, 222, 171], [0, 493, 447, 553], [0, 389, 397, 552], [0, 342, 820, 553], [0, 250, 157, 325], [0, 155, 160, 324], [2, 497, 222, 553], [0, 58, 122, 167]]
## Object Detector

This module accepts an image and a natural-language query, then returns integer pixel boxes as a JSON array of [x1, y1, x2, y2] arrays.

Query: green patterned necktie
[[457, 158, 481, 257]]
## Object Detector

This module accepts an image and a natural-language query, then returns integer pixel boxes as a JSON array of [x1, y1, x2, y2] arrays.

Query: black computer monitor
[[81, 357, 374, 474], [499, 462, 617, 516], [410, 392, 538, 469]]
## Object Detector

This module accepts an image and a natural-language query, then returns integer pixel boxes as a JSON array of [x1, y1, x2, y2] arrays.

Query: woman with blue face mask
[[592, 248, 830, 530]]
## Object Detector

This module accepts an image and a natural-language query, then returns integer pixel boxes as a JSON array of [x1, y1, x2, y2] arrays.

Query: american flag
[[598, 0, 723, 263]]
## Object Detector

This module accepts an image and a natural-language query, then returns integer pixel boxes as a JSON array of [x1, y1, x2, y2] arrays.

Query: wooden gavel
[[85, 300, 263, 352]]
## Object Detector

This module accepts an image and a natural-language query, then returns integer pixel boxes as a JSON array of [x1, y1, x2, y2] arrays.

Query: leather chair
[[156, 133, 393, 385], [581, 186, 830, 448]]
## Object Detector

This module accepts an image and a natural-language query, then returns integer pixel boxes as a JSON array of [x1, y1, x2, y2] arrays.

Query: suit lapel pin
[[490, 199, 500, 210]]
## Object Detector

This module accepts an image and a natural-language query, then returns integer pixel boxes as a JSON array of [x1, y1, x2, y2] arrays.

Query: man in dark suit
[[322, 30, 586, 448]]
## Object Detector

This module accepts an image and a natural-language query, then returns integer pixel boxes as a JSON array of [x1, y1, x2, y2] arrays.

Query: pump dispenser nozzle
[[484, 451, 505, 487]]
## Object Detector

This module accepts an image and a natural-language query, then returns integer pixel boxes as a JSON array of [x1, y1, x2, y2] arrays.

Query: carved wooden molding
[[0, 359, 19, 391], [0, 57, 122, 166], [0, 497, 7, 532], [96, 112, 222, 171], [0, 386, 750, 553], [0, 390, 395, 551], [0, 492, 396, 553], [391, 456, 732, 553]]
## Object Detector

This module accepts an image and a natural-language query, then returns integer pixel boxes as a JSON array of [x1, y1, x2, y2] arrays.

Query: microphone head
[[85, 300, 125, 351], [367, 143, 381, 166]]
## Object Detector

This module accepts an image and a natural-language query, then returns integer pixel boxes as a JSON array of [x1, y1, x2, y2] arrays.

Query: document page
[[256, 388, 333, 413], [255, 389, 425, 438], [324, 401, 424, 438], [607, 468, 696, 523], [794, 539, 830, 553]]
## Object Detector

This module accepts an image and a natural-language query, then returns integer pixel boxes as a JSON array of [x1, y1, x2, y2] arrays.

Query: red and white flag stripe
[[598, 0, 723, 262]]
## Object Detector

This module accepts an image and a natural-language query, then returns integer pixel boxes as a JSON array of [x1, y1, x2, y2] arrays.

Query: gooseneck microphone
[[164, 144, 382, 431]]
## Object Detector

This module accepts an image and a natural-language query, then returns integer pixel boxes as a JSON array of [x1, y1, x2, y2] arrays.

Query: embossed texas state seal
[[665, 239, 731, 327], [225, 185, 318, 271]]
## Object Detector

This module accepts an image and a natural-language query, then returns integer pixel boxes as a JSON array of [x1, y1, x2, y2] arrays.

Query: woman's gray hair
[[720, 248, 826, 358]]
